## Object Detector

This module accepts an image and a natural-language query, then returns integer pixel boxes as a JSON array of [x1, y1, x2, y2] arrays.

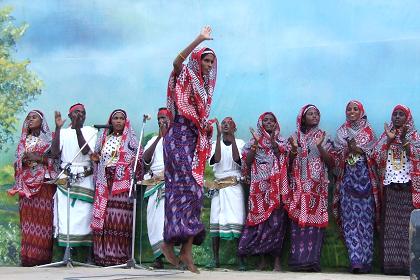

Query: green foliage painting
[[0, 6, 42, 151]]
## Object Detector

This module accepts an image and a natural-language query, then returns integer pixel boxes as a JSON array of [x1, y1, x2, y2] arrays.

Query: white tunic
[[54, 126, 98, 246], [144, 135, 165, 257], [209, 138, 246, 239]]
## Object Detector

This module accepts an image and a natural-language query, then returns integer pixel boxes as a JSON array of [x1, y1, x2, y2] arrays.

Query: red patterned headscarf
[[242, 112, 289, 226], [296, 104, 321, 153], [373, 104, 420, 208], [284, 104, 332, 228], [336, 100, 375, 155], [91, 109, 142, 230], [8, 110, 54, 198], [167, 46, 217, 187]]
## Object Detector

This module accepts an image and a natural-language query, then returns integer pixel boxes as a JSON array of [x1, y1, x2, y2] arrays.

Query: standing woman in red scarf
[[162, 26, 217, 273], [333, 101, 379, 274], [90, 109, 142, 266], [284, 104, 334, 272], [372, 105, 420, 275], [8, 110, 56, 266], [237, 112, 289, 271]]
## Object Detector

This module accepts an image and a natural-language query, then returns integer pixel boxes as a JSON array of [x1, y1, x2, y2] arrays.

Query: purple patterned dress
[[163, 115, 205, 245], [288, 221, 324, 271], [238, 208, 287, 257], [339, 157, 374, 273]]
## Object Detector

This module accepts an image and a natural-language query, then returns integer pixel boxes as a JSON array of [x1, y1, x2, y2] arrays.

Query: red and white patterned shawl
[[8, 110, 54, 198], [167, 46, 217, 187], [91, 111, 142, 230], [284, 105, 333, 228], [373, 104, 420, 208], [242, 112, 289, 226], [332, 100, 380, 228]]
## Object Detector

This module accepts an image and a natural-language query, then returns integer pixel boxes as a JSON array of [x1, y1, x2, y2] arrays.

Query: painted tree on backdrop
[[0, 6, 42, 151]]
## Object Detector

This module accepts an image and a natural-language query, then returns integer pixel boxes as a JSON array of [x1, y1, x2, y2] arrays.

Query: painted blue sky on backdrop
[[2, 0, 420, 162]]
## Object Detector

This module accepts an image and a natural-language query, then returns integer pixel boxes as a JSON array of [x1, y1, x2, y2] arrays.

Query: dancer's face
[[111, 112, 126, 134], [201, 54, 215, 76], [346, 102, 361, 122], [262, 113, 276, 133], [26, 112, 42, 131], [392, 109, 407, 128], [303, 107, 320, 128]]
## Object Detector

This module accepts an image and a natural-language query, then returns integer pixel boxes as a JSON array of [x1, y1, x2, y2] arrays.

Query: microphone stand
[[106, 114, 149, 269], [38, 129, 100, 268]]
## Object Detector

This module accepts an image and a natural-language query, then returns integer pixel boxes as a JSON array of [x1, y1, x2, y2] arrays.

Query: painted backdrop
[[1, 0, 420, 269]]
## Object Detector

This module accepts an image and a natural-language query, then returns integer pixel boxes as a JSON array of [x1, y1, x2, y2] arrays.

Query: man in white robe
[[143, 108, 171, 269], [207, 117, 246, 269], [51, 103, 97, 260]]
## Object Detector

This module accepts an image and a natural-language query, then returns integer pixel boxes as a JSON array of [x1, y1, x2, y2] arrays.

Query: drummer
[[207, 117, 246, 269], [142, 108, 172, 269]]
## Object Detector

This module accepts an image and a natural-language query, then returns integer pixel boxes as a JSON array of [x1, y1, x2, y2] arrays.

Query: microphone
[[142, 114, 152, 122], [93, 124, 113, 129]]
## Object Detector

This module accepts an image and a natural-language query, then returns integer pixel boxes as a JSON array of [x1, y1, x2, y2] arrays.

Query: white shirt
[[209, 138, 245, 179], [59, 126, 97, 173], [143, 136, 164, 178]]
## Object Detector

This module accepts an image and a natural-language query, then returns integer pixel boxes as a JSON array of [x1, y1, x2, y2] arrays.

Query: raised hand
[[22, 152, 40, 165], [159, 122, 168, 138], [384, 122, 396, 142], [215, 118, 221, 138], [347, 138, 358, 153], [250, 127, 260, 144], [71, 112, 83, 129], [316, 131, 326, 147], [288, 136, 298, 149], [54, 111, 66, 129], [90, 152, 100, 162], [199, 25, 213, 41]]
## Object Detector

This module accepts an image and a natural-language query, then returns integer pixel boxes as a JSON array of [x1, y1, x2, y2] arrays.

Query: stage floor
[[0, 267, 409, 280]]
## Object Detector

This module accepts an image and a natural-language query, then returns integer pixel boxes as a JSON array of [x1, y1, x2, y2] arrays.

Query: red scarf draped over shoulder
[[242, 112, 289, 226], [91, 111, 142, 230], [8, 110, 54, 198], [372, 104, 420, 208], [167, 46, 217, 187]]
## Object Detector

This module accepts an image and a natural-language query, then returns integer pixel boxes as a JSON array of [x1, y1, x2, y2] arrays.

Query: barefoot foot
[[180, 253, 200, 274], [161, 243, 179, 267]]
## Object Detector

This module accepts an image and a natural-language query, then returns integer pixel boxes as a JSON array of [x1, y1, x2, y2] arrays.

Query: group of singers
[[8, 26, 420, 275]]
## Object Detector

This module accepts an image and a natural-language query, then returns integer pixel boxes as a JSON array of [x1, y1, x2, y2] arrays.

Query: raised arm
[[143, 136, 161, 167], [173, 26, 213, 76], [245, 128, 259, 167], [72, 115, 91, 155], [288, 136, 298, 172], [210, 119, 222, 165], [50, 111, 66, 159]]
